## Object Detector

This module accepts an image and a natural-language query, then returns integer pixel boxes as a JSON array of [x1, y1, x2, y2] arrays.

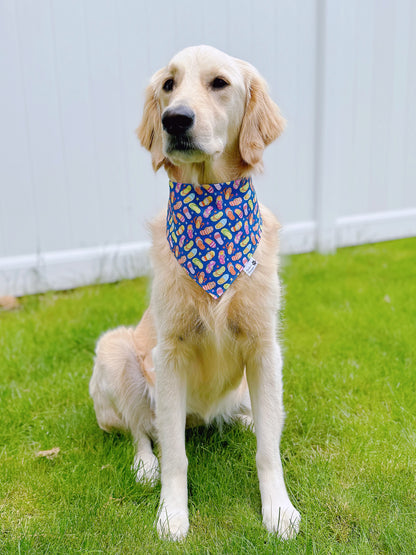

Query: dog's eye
[[211, 77, 229, 89], [162, 78, 174, 92]]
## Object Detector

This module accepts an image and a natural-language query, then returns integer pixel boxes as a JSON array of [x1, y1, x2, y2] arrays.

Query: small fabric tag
[[243, 257, 258, 276]]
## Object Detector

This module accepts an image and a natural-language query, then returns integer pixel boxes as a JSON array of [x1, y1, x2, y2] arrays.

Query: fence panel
[[0, 0, 415, 296]]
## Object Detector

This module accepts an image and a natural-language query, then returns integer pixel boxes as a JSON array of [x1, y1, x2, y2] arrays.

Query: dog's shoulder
[[254, 202, 281, 272], [148, 209, 170, 268]]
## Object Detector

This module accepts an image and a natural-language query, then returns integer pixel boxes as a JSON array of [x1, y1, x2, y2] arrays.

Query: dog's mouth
[[165, 134, 208, 163], [166, 134, 198, 153]]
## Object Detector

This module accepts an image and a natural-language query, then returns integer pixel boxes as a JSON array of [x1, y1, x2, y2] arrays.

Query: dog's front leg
[[154, 345, 189, 541], [246, 340, 300, 539]]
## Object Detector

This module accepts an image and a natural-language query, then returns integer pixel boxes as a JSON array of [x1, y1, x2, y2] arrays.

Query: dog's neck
[[165, 145, 252, 186]]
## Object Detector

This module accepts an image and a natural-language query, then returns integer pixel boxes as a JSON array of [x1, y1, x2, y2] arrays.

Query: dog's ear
[[136, 72, 165, 172], [239, 67, 286, 168]]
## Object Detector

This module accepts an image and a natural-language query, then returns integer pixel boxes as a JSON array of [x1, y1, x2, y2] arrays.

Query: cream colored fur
[[89, 45, 300, 541]]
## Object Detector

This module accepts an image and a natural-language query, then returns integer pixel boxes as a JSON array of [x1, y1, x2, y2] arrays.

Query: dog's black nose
[[162, 106, 195, 136]]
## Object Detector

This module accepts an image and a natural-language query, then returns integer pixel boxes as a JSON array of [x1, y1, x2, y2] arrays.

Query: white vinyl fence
[[1, 0, 415, 296]]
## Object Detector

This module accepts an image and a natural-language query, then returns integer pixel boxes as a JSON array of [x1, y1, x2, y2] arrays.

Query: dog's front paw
[[132, 453, 160, 486], [262, 504, 300, 540], [156, 505, 189, 541]]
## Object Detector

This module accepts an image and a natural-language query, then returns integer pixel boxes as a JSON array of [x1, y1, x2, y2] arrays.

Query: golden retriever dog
[[90, 45, 300, 541]]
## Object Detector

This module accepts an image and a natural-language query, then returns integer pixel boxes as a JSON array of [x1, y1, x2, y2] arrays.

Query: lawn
[[1, 238, 415, 554]]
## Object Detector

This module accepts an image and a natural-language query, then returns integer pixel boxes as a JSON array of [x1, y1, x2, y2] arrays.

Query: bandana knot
[[166, 177, 262, 299]]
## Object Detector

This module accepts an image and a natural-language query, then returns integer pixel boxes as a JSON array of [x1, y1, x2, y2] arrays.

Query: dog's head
[[137, 45, 285, 175]]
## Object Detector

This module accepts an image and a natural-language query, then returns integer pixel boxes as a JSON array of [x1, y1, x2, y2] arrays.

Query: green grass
[[1, 238, 415, 554]]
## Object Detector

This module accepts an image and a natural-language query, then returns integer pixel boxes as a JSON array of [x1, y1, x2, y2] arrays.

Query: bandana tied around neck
[[166, 177, 262, 299]]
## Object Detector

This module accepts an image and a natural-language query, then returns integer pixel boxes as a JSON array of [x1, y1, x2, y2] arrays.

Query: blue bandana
[[166, 177, 262, 299]]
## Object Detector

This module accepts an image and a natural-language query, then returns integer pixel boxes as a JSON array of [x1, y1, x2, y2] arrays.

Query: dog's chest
[[183, 328, 247, 420]]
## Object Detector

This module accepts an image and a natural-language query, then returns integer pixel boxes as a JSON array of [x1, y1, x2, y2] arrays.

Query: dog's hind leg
[[232, 374, 254, 430], [90, 326, 158, 483], [131, 429, 160, 485], [89, 329, 130, 434]]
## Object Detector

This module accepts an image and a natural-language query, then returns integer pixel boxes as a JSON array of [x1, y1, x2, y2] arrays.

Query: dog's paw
[[262, 504, 300, 540], [156, 506, 189, 541], [132, 453, 160, 486], [235, 414, 255, 431]]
